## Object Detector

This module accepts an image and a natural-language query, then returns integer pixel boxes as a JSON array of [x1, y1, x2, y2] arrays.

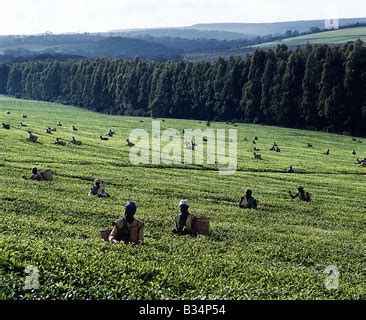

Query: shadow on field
[[111, 162, 366, 176], [3, 159, 365, 184], [1, 197, 17, 202]]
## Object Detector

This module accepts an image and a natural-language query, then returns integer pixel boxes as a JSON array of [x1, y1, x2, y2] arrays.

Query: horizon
[[0, 0, 365, 36], [2, 16, 366, 37]]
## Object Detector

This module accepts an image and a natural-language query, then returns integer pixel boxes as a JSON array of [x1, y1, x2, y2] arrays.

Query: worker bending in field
[[24, 167, 53, 181], [289, 186, 311, 202], [287, 165, 295, 173], [239, 189, 259, 209], [54, 137, 66, 145], [88, 179, 110, 198], [172, 200, 197, 236], [109, 202, 144, 244], [70, 136, 82, 145], [30, 167, 44, 181], [126, 139, 135, 147], [27, 131, 38, 142], [356, 158, 366, 166]]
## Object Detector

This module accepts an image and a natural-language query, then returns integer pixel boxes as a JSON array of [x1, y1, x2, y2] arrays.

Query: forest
[[0, 41, 365, 136]]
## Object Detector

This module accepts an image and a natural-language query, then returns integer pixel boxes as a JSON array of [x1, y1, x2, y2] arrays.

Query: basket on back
[[100, 229, 112, 241], [27, 135, 38, 142], [306, 192, 312, 202], [195, 216, 210, 235], [40, 170, 53, 181]]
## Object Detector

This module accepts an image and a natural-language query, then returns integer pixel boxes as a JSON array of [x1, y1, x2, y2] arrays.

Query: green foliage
[[0, 97, 365, 300]]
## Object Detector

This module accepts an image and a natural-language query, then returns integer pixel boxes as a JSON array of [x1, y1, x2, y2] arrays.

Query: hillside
[[108, 28, 250, 41], [0, 36, 181, 62], [253, 27, 366, 48], [190, 18, 366, 36], [111, 18, 366, 39], [1, 18, 366, 62], [1, 97, 365, 299], [0, 33, 267, 62]]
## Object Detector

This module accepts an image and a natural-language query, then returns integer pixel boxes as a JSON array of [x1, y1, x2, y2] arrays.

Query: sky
[[0, 0, 365, 35]]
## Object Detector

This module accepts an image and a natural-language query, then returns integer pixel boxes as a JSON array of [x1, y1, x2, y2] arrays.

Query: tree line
[[0, 41, 365, 136]]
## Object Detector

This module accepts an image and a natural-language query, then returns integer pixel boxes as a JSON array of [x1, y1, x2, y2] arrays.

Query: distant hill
[[1, 18, 366, 62], [0, 35, 182, 62], [110, 18, 366, 40], [252, 26, 366, 48], [190, 18, 366, 36], [0, 33, 275, 62], [93, 37, 181, 60], [108, 28, 250, 41]]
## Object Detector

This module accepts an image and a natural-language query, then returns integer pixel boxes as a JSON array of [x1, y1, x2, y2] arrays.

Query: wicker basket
[[306, 192, 312, 202], [100, 229, 112, 241], [41, 170, 53, 181], [195, 216, 210, 235]]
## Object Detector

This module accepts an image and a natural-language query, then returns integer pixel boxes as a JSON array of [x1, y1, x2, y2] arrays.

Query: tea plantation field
[[0, 97, 365, 300], [253, 27, 366, 48]]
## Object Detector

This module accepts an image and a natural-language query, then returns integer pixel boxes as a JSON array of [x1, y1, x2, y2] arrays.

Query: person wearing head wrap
[[30, 167, 44, 181], [289, 186, 311, 202], [88, 178, 110, 197], [109, 202, 144, 244], [172, 200, 197, 236], [239, 189, 258, 209]]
